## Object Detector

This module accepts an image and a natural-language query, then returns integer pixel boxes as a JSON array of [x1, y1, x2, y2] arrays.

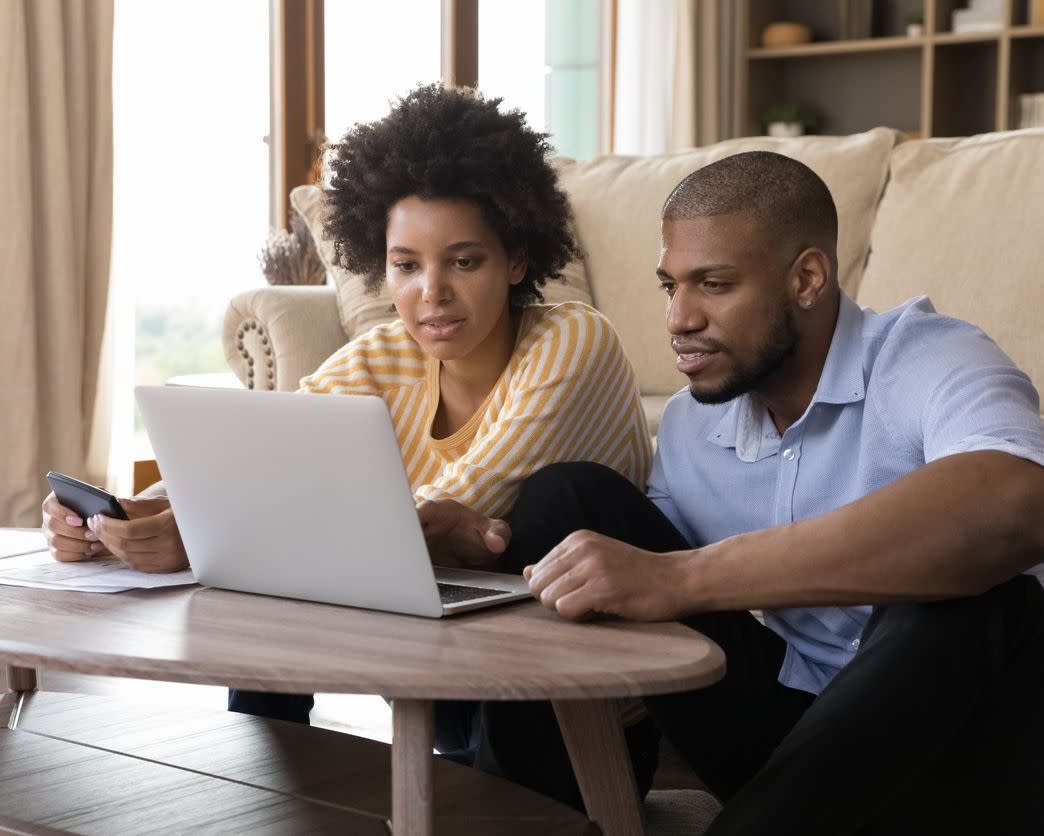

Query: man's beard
[[689, 306, 798, 405]]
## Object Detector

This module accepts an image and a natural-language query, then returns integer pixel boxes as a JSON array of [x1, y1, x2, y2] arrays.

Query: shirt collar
[[707, 293, 866, 462], [812, 292, 866, 406]]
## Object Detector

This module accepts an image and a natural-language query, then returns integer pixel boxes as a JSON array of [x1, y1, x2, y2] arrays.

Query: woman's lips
[[675, 351, 717, 374], [420, 318, 466, 340]]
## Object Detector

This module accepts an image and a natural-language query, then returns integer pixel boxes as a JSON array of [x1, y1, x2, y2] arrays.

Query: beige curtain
[[673, 0, 744, 148], [614, 0, 741, 153], [0, 0, 115, 526]]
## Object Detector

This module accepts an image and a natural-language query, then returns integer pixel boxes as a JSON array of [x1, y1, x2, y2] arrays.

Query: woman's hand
[[84, 496, 189, 573], [42, 492, 111, 562], [417, 499, 511, 569]]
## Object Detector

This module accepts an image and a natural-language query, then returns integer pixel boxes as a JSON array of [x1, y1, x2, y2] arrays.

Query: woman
[[41, 84, 656, 803]]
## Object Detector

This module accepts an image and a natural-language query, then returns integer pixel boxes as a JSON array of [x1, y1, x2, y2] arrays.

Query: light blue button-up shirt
[[648, 293, 1044, 695]]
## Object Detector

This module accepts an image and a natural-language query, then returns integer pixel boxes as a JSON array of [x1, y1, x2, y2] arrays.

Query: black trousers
[[475, 462, 1044, 835]]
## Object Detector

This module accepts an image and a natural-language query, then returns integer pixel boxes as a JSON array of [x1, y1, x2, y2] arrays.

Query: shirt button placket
[[774, 436, 803, 525]]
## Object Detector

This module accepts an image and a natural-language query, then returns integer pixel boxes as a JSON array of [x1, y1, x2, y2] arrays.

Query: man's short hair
[[662, 151, 838, 273]]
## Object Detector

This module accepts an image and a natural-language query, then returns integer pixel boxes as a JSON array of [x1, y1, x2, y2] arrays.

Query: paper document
[[0, 528, 48, 559], [0, 550, 196, 593]]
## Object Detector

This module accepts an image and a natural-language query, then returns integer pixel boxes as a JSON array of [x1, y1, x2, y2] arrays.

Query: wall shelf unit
[[741, 0, 1044, 137]]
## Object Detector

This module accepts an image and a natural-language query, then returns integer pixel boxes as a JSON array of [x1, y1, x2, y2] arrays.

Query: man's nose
[[666, 286, 707, 336]]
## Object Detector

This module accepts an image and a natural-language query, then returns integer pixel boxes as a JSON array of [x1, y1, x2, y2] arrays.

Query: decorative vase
[[1033, 0, 1044, 25], [767, 121, 804, 138]]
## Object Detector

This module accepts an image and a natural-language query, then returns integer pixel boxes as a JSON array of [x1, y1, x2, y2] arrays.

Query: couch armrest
[[222, 286, 346, 391]]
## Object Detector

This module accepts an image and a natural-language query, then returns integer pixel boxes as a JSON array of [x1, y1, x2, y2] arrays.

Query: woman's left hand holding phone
[[42, 493, 189, 573]]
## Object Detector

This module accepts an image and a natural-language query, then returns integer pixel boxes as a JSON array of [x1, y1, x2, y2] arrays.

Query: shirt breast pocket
[[809, 605, 870, 643]]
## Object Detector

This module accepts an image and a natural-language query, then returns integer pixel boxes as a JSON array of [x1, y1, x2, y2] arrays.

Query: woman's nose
[[420, 267, 452, 303]]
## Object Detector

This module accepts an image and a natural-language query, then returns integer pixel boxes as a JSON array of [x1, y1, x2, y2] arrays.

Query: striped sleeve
[[414, 305, 653, 517], [298, 321, 424, 396]]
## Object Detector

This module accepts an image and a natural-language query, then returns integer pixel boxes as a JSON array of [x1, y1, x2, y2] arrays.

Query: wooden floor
[[34, 672, 707, 791], [2, 690, 598, 835]]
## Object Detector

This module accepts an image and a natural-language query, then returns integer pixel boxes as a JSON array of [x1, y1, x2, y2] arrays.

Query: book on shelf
[[839, 0, 872, 39]]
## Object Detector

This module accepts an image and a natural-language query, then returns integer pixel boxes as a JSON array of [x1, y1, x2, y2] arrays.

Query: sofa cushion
[[642, 394, 673, 438], [556, 128, 898, 395], [290, 185, 593, 342], [856, 129, 1044, 394]]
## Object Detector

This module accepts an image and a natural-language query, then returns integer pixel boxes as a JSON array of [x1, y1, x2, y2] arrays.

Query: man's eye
[[703, 280, 726, 291], [659, 282, 676, 296]]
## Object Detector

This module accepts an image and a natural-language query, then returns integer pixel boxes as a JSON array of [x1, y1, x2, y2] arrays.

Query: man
[[478, 151, 1044, 834]]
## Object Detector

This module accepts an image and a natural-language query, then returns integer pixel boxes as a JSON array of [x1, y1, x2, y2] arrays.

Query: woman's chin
[[418, 338, 471, 363]]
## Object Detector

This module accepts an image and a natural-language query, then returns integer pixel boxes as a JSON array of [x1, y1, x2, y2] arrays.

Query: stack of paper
[[0, 528, 48, 559], [0, 530, 196, 593]]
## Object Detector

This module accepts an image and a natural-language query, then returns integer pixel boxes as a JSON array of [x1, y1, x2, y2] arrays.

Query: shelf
[[932, 31, 1003, 44], [744, 1, 1033, 138], [748, 35, 924, 59], [933, 39, 998, 136]]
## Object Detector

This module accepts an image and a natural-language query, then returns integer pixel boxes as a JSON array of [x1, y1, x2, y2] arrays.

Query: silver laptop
[[135, 386, 530, 617]]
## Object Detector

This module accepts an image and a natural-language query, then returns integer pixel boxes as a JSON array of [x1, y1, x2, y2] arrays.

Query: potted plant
[[762, 102, 818, 137], [906, 12, 924, 37]]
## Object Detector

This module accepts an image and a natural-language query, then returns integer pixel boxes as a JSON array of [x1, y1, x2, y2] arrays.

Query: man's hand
[[417, 499, 511, 569], [524, 530, 692, 621], [86, 497, 189, 574]]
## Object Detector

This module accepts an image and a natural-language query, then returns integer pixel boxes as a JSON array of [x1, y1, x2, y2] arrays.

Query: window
[[323, 0, 442, 143], [480, 0, 605, 158], [111, 0, 270, 459]]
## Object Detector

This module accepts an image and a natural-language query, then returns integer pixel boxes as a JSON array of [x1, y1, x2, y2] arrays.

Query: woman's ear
[[508, 250, 528, 286]]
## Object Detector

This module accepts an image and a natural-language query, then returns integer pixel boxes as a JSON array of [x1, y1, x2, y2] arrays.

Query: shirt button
[[782, 448, 796, 461], [851, 638, 861, 650]]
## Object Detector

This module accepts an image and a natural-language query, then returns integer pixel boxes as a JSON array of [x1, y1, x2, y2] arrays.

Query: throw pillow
[[856, 129, 1044, 394]]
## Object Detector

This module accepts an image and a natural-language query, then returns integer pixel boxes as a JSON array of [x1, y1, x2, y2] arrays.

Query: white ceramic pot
[[767, 121, 804, 138]]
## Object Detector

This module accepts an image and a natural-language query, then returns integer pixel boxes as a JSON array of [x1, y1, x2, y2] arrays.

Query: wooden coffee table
[[0, 585, 724, 835]]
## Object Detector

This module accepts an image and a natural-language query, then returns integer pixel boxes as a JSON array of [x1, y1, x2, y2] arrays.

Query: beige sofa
[[224, 127, 1044, 429]]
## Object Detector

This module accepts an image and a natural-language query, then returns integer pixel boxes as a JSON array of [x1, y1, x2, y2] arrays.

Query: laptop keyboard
[[437, 582, 513, 605]]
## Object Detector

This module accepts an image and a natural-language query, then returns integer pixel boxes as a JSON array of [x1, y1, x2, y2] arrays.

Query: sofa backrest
[[555, 128, 899, 395], [855, 129, 1044, 395]]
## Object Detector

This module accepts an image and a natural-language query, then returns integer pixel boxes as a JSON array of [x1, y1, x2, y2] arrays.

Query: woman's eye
[[455, 257, 477, 269], [393, 261, 417, 273]]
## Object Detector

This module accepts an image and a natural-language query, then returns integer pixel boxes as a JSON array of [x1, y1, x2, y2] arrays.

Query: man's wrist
[[673, 546, 715, 615]]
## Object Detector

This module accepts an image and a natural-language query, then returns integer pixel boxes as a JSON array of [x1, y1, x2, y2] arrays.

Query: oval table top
[[0, 586, 725, 699]]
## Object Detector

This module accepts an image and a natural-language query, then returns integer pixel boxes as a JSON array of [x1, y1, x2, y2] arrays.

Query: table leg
[[391, 698, 434, 836], [3, 665, 37, 694], [553, 698, 644, 836]]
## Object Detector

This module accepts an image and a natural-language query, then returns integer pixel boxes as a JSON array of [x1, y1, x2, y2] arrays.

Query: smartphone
[[45, 471, 129, 522]]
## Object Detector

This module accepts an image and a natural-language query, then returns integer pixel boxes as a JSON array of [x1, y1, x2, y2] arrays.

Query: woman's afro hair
[[322, 83, 582, 306]]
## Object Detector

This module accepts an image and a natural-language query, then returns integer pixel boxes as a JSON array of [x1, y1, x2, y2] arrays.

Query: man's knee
[[864, 574, 1044, 659], [518, 461, 634, 501]]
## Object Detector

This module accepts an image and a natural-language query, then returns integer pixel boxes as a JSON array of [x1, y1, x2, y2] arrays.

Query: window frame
[[271, 0, 611, 226]]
